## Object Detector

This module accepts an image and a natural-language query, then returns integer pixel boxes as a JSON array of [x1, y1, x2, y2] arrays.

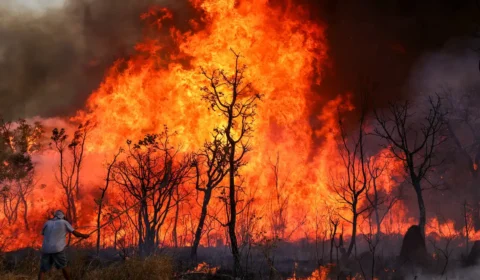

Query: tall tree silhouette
[[200, 50, 261, 276]]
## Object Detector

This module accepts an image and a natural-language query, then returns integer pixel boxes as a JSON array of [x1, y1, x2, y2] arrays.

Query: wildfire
[[187, 262, 219, 274], [0, 0, 475, 254]]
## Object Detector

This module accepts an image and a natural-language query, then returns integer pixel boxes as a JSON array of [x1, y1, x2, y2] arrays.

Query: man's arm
[[64, 220, 90, 238], [72, 230, 90, 239]]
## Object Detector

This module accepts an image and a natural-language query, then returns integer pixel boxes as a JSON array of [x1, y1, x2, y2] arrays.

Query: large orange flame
[[0, 0, 470, 252]]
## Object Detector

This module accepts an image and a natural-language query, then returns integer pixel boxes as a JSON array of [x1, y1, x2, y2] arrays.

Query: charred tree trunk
[[329, 219, 338, 264], [191, 189, 212, 260], [21, 195, 28, 230], [413, 181, 426, 237], [172, 188, 180, 248], [346, 212, 358, 257], [228, 143, 241, 277]]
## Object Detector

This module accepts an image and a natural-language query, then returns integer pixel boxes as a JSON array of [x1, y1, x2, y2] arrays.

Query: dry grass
[[0, 251, 173, 280]]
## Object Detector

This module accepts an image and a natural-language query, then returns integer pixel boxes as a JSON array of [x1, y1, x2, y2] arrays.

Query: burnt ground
[[2, 232, 480, 279]]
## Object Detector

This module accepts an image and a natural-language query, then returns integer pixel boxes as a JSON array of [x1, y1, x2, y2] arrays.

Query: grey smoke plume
[[408, 38, 480, 97], [403, 37, 480, 228], [0, 0, 189, 120]]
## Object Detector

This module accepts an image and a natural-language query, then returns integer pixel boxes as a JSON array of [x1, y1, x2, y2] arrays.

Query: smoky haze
[[0, 0, 191, 120], [0, 0, 479, 121]]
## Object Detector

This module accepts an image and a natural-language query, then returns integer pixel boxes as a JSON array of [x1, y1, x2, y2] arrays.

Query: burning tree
[[0, 118, 43, 230], [191, 128, 229, 260], [374, 96, 447, 236], [200, 50, 261, 276], [112, 129, 192, 256], [50, 122, 90, 224]]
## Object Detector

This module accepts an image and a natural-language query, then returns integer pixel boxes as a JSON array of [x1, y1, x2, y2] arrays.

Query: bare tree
[[332, 103, 370, 259], [428, 217, 459, 276], [360, 156, 399, 280], [269, 153, 289, 240], [201, 50, 261, 276], [95, 149, 122, 256], [365, 156, 399, 243], [329, 214, 340, 264], [374, 96, 447, 236], [50, 122, 90, 224], [463, 200, 474, 254], [191, 128, 229, 260], [112, 129, 192, 256]]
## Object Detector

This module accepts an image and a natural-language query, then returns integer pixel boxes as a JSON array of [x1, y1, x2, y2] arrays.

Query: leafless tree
[[331, 102, 370, 259], [365, 156, 399, 243], [105, 208, 124, 250], [463, 200, 474, 254], [314, 208, 329, 266], [329, 214, 340, 264], [112, 129, 192, 256], [51, 122, 90, 224], [191, 128, 229, 260], [374, 96, 447, 236], [95, 149, 122, 256], [200, 49, 261, 276], [269, 153, 289, 240], [428, 217, 459, 276], [359, 156, 399, 280]]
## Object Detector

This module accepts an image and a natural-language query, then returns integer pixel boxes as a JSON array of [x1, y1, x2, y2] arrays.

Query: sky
[[4, 0, 65, 14]]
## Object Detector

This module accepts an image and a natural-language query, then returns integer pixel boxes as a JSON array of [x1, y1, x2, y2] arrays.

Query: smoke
[[408, 38, 480, 97], [0, 0, 190, 120], [402, 37, 480, 229], [411, 266, 480, 279]]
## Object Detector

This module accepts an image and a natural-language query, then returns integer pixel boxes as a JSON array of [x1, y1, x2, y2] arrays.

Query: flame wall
[[0, 0, 471, 252]]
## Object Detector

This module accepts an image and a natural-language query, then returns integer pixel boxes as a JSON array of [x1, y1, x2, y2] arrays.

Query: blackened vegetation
[[111, 129, 194, 257]]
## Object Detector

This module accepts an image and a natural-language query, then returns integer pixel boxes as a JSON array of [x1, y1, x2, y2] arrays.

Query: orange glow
[[0, 0, 469, 252]]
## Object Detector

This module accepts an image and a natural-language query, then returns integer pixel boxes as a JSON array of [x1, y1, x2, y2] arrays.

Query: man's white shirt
[[41, 217, 74, 253]]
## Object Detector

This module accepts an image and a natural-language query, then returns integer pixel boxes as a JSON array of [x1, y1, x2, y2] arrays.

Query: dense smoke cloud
[[1, 0, 478, 121], [0, 0, 190, 120]]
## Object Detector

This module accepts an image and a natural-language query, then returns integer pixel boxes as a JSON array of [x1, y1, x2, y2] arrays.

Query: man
[[38, 210, 90, 280]]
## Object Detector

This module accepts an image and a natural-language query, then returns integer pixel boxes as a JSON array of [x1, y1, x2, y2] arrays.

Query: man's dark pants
[[40, 251, 68, 272]]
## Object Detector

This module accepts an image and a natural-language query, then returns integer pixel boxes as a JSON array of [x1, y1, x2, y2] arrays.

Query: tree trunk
[[191, 189, 212, 260], [413, 181, 426, 237], [228, 144, 241, 277], [172, 196, 180, 248], [96, 200, 103, 256], [346, 212, 358, 258], [21, 196, 29, 230]]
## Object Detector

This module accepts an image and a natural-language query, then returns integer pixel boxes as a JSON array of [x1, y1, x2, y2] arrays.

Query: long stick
[[70, 198, 141, 247]]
